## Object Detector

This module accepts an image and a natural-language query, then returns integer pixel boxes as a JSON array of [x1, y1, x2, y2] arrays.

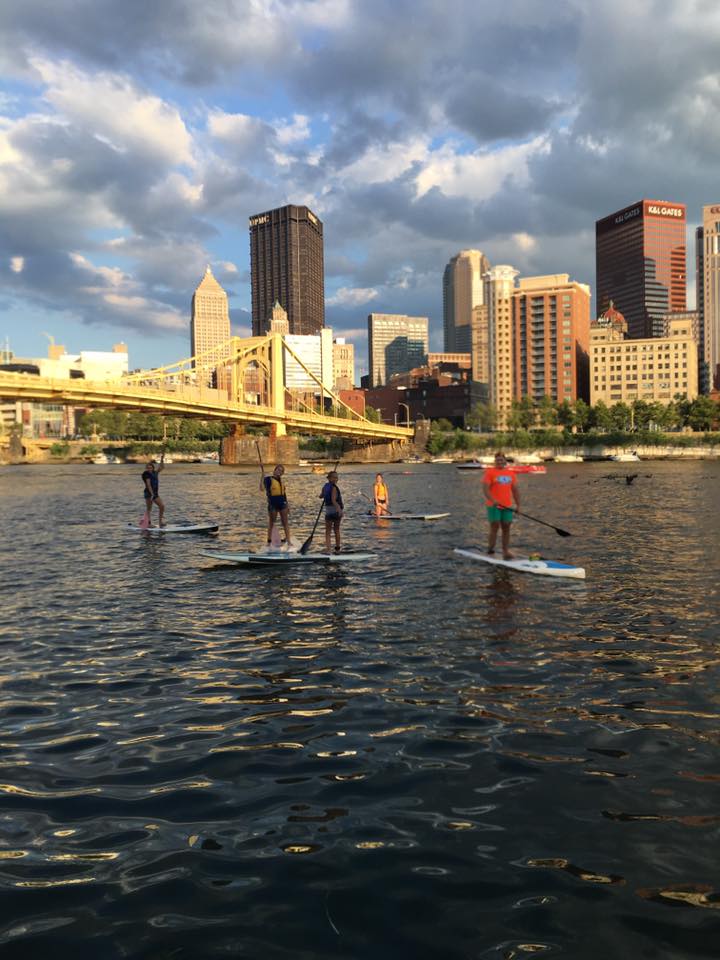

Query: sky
[[1, 0, 720, 377]]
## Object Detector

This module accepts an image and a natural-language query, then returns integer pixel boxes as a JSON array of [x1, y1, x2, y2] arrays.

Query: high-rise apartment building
[[596, 199, 686, 339], [695, 205, 720, 389], [249, 204, 325, 336], [443, 249, 490, 353], [589, 307, 698, 405], [367, 313, 429, 387], [333, 338, 355, 390], [484, 266, 518, 424], [190, 266, 231, 382], [470, 304, 489, 384], [513, 275, 591, 403]]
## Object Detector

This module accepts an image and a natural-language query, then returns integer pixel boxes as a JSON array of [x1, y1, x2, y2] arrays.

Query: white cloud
[[415, 136, 549, 201], [327, 286, 379, 307], [275, 113, 311, 145], [513, 232, 536, 252], [33, 58, 194, 167]]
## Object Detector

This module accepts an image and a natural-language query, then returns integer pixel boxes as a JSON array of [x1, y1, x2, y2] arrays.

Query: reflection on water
[[0, 461, 719, 958]]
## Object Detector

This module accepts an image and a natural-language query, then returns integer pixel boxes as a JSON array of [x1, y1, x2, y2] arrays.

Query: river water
[[0, 460, 719, 959]]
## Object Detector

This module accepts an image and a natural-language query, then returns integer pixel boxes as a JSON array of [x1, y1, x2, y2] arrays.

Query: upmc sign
[[645, 202, 685, 220]]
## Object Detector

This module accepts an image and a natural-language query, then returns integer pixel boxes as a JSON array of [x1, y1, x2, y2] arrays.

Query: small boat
[[610, 451, 640, 462], [554, 454, 584, 463], [514, 453, 543, 464], [91, 453, 117, 464], [430, 457, 453, 463]]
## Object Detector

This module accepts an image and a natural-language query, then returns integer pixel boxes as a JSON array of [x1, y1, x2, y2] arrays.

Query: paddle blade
[[556, 528, 571, 537], [298, 535, 313, 555]]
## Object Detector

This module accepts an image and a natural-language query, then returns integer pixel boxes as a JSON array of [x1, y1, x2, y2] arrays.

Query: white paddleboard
[[128, 522, 219, 534], [365, 512, 450, 521], [202, 550, 374, 565], [454, 547, 585, 580]]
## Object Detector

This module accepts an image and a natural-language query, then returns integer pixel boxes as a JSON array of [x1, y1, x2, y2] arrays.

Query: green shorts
[[487, 506, 514, 524]]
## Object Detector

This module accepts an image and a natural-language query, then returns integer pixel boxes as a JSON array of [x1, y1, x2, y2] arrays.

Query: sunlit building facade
[[190, 266, 231, 386], [443, 249, 490, 353], [596, 199, 686, 339], [332, 338, 355, 390], [696, 204, 720, 389], [512, 275, 591, 403], [484, 265, 518, 425], [589, 304, 697, 406]]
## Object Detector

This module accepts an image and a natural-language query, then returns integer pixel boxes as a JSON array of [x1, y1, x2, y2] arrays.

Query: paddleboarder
[[262, 464, 293, 548], [321, 470, 344, 553], [482, 451, 520, 560], [141, 455, 165, 528], [373, 473, 390, 516]]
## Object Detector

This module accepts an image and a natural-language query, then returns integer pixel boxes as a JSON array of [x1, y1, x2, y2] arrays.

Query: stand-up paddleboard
[[456, 462, 546, 474], [202, 550, 374, 565], [454, 547, 585, 580], [128, 522, 219, 534], [365, 511, 450, 521]]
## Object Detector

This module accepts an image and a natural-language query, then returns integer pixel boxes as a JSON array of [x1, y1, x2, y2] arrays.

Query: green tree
[[687, 395, 719, 431], [465, 402, 497, 432], [573, 399, 591, 432], [556, 400, 574, 429], [434, 418, 454, 432], [537, 395, 557, 427], [365, 406, 381, 423], [610, 402, 632, 431], [590, 400, 613, 432], [631, 399, 652, 430]]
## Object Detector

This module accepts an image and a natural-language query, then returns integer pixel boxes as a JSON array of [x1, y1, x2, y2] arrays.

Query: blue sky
[[1, 0, 719, 376]]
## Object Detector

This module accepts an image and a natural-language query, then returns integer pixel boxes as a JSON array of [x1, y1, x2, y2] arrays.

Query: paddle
[[299, 442, 344, 554], [358, 490, 392, 515], [512, 508, 572, 537]]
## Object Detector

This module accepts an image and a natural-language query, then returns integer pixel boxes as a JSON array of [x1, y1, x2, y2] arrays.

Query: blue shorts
[[268, 496, 287, 511], [144, 490, 158, 500]]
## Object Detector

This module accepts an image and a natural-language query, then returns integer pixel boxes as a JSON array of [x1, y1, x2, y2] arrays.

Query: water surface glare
[[1, 461, 719, 959]]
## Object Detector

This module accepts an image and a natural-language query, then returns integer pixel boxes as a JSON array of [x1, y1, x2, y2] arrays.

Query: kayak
[[365, 511, 450, 521], [453, 547, 586, 580], [202, 550, 375, 565], [128, 522, 219, 534]]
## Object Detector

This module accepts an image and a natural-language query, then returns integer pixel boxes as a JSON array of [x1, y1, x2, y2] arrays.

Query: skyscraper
[[190, 266, 231, 379], [249, 204, 325, 336], [696, 204, 720, 389], [596, 200, 686, 339], [443, 250, 490, 352], [484, 265, 518, 424], [512, 274, 591, 404], [367, 313, 429, 386]]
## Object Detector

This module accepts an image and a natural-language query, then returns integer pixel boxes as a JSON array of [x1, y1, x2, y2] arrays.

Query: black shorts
[[268, 496, 288, 511]]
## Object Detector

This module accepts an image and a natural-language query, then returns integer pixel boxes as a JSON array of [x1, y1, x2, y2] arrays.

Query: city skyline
[[1, 2, 719, 372]]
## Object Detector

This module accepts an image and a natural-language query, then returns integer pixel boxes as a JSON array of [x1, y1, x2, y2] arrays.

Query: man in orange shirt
[[482, 451, 520, 560]]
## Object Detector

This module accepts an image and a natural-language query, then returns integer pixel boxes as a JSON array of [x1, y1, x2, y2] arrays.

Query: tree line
[[464, 395, 720, 433], [76, 410, 231, 441]]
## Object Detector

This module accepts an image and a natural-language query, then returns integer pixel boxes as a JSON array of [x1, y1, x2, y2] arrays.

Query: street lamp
[[398, 402, 410, 427]]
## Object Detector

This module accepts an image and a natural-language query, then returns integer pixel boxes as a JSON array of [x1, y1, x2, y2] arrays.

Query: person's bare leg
[[324, 518, 332, 553], [488, 520, 499, 554], [501, 522, 513, 560], [280, 507, 292, 545], [267, 509, 275, 544], [156, 497, 166, 527], [143, 498, 153, 527], [334, 519, 341, 552]]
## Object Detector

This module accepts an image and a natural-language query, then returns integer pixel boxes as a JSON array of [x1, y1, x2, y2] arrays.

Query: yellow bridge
[[0, 333, 413, 442]]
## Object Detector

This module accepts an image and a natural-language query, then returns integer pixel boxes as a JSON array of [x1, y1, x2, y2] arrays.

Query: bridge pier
[[221, 433, 299, 466]]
